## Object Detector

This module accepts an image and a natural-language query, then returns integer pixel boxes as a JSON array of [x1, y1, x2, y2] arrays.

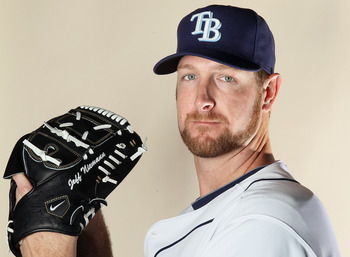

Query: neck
[[194, 121, 275, 197]]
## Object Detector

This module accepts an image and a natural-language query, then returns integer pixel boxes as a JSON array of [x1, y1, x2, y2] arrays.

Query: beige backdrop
[[1, 0, 349, 256]]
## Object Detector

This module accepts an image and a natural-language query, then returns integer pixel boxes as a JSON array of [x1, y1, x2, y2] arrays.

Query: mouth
[[186, 112, 228, 124], [182, 112, 229, 134], [186, 117, 227, 134], [191, 120, 222, 126]]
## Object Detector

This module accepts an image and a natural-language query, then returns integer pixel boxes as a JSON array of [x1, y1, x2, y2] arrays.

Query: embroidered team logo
[[190, 11, 222, 42]]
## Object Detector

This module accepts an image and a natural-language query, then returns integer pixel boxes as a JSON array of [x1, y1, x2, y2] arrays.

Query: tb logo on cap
[[191, 11, 222, 42]]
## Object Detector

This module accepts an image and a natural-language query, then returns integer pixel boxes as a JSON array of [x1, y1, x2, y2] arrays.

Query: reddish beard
[[179, 95, 262, 158]]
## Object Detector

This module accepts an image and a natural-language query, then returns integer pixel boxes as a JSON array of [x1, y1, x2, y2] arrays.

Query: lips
[[191, 120, 221, 125]]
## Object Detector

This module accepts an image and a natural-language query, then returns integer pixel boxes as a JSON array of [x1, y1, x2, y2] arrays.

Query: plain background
[[0, 0, 349, 256]]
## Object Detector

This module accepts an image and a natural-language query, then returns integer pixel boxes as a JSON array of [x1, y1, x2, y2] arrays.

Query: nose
[[195, 80, 215, 112]]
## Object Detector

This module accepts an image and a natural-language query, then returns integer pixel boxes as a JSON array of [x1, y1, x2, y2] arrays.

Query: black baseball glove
[[4, 106, 146, 257]]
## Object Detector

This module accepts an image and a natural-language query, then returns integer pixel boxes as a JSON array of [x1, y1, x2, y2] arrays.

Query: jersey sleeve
[[198, 215, 317, 257]]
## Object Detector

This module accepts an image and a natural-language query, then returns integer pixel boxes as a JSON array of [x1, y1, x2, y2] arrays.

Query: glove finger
[[4, 134, 31, 179]]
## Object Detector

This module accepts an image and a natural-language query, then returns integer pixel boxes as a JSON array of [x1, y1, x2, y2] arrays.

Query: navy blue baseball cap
[[153, 5, 275, 75]]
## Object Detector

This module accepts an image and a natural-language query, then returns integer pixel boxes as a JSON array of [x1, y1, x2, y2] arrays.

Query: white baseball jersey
[[144, 161, 341, 257]]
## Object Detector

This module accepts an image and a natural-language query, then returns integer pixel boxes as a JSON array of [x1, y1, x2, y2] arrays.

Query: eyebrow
[[177, 63, 193, 70], [215, 64, 233, 70], [177, 63, 233, 71]]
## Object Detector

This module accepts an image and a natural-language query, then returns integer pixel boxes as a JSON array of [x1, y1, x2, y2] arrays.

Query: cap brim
[[153, 49, 261, 75]]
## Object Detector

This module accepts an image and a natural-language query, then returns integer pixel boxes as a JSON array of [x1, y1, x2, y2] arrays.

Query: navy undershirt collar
[[191, 166, 265, 210]]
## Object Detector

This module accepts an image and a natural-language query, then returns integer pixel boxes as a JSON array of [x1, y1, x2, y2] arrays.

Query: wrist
[[20, 232, 78, 257]]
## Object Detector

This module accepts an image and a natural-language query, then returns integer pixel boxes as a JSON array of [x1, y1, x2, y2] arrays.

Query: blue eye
[[220, 76, 234, 82], [184, 74, 196, 80]]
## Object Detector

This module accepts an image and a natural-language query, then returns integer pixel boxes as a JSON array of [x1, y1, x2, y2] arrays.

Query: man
[[10, 5, 341, 257]]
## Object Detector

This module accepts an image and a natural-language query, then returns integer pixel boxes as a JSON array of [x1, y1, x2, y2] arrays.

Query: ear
[[262, 73, 281, 112]]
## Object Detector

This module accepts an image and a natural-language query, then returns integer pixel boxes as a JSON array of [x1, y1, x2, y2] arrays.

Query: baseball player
[[5, 4, 341, 257]]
